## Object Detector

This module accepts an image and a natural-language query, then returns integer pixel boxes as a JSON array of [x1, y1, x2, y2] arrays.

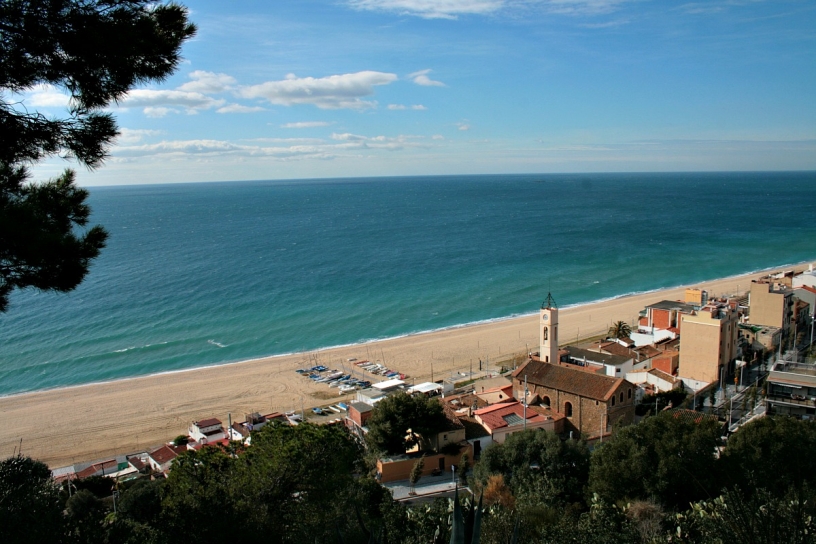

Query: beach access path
[[0, 266, 805, 467]]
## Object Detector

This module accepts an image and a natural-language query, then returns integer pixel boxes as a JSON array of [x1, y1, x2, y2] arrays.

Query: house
[[626, 368, 682, 403], [475, 383, 515, 405], [749, 280, 794, 333], [793, 265, 816, 289], [416, 403, 466, 452], [472, 401, 563, 443], [638, 300, 695, 333], [560, 345, 634, 378], [445, 396, 493, 459], [513, 359, 635, 439], [147, 444, 188, 473], [765, 360, 816, 420], [346, 400, 374, 442], [678, 300, 740, 384], [376, 445, 473, 483], [650, 348, 680, 375], [738, 322, 782, 355], [74, 459, 119, 480], [685, 288, 708, 308], [189, 417, 226, 444]]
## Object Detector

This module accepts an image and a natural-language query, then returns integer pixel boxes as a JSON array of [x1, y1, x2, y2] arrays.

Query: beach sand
[[0, 265, 808, 468]]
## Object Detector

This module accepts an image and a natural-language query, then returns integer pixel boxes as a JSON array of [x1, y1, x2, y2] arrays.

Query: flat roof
[[646, 300, 696, 312], [408, 382, 442, 394], [372, 379, 405, 390]]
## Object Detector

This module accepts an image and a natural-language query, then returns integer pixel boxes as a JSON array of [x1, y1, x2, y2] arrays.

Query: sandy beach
[[1, 264, 809, 468]]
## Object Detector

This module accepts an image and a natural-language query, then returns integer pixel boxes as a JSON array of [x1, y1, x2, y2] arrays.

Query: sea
[[1, 172, 815, 396]]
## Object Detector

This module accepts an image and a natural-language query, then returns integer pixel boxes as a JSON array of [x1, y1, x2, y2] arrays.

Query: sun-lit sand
[[0, 264, 809, 468]]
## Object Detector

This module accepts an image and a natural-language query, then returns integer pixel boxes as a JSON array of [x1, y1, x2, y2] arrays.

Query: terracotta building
[[513, 359, 635, 439], [679, 300, 739, 384]]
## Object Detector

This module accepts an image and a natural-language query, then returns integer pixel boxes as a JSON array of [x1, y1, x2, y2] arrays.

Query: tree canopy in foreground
[[0, 0, 196, 312]]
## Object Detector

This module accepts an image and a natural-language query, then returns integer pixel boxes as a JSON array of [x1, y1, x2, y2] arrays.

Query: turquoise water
[[1, 172, 815, 395]]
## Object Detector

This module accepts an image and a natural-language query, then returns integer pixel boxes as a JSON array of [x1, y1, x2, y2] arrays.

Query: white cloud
[[281, 121, 332, 128], [540, 0, 630, 16], [408, 69, 446, 87], [457, 122, 471, 131], [239, 71, 398, 110], [389, 103, 428, 110], [117, 128, 162, 145], [579, 18, 629, 28], [347, 0, 504, 19], [20, 84, 71, 109], [347, 0, 630, 18], [331, 133, 369, 141], [177, 71, 237, 93], [119, 89, 225, 115], [113, 133, 434, 161], [143, 107, 178, 118], [217, 104, 266, 114], [432, 134, 445, 140]]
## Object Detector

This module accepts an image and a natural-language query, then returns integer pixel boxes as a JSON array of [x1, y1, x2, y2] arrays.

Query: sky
[[20, 0, 816, 185]]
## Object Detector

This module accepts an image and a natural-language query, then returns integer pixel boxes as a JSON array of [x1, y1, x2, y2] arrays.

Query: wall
[[652, 351, 679, 375], [526, 382, 634, 439], [377, 445, 473, 483], [750, 282, 791, 330], [679, 310, 738, 383]]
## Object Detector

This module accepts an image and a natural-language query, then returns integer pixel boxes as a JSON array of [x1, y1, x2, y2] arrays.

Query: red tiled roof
[[522, 360, 626, 401], [149, 445, 186, 465], [669, 408, 719, 425], [128, 457, 147, 471], [191, 438, 231, 451], [596, 341, 636, 358], [76, 459, 117, 479], [195, 417, 222, 428], [476, 402, 546, 432], [647, 368, 678, 383]]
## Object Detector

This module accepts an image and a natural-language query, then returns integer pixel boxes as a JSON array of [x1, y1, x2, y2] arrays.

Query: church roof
[[521, 360, 626, 401]]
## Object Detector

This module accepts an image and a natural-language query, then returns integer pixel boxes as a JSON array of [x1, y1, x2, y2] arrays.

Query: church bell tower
[[540, 292, 559, 364]]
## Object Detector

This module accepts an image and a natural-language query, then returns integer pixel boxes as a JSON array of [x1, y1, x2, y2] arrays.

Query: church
[[512, 293, 636, 439]]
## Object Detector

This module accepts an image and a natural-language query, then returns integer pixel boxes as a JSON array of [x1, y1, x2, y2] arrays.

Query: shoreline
[[1, 261, 812, 467], [2, 260, 808, 401]]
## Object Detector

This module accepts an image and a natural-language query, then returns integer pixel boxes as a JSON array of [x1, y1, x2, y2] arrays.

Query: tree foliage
[[589, 411, 722, 510], [719, 416, 816, 499], [673, 486, 816, 544], [0, 455, 64, 544], [608, 320, 632, 339], [474, 429, 590, 508], [365, 392, 450, 455], [0, 0, 196, 312]]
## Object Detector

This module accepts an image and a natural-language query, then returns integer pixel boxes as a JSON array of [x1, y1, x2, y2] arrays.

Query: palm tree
[[608, 320, 632, 339]]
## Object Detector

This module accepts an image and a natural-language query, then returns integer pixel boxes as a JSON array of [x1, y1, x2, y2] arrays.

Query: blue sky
[[23, 0, 816, 185]]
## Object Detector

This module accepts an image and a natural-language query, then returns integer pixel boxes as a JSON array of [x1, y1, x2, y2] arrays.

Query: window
[[620, 392, 624, 403], [564, 401, 573, 417], [611, 396, 615, 407], [628, 389, 632, 399], [542, 396, 551, 407]]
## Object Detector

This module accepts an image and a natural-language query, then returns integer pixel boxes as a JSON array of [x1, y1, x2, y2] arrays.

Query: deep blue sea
[[2, 172, 815, 396]]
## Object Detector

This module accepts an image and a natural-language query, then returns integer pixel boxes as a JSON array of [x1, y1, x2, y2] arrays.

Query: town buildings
[[765, 360, 816, 420], [678, 300, 740, 383]]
